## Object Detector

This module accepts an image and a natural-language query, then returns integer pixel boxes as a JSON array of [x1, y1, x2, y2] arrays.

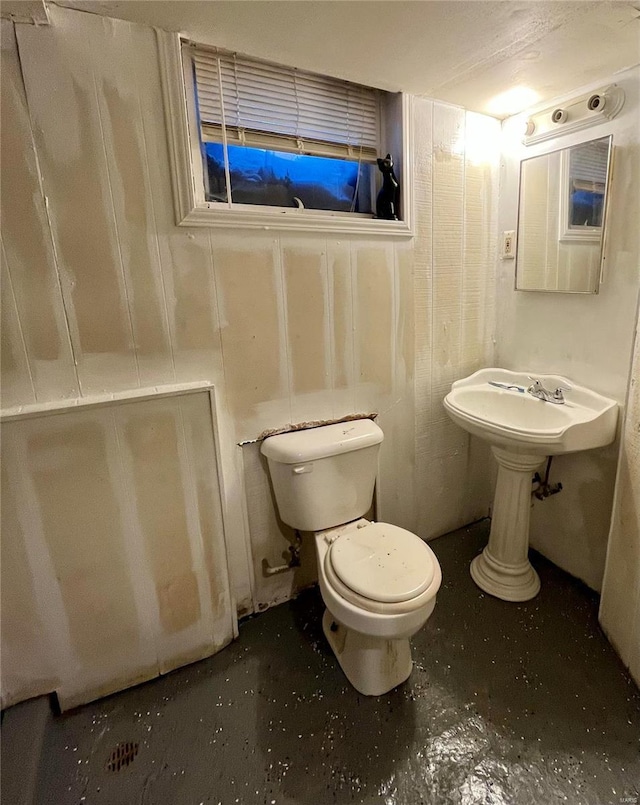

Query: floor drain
[[106, 741, 139, 772]]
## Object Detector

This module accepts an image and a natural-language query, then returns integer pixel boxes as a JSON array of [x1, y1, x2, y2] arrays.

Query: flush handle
[[292, 464, 313, 475]]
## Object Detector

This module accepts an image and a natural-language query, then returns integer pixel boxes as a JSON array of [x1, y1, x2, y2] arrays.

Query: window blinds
[[570, 140, 609, 186], [189, 45, 380, 160]]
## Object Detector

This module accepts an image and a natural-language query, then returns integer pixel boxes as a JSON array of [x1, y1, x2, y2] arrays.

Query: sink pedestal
[[470, 447, 545, 602]]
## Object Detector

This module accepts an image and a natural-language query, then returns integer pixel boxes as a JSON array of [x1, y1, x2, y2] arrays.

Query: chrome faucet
[[527, 377, 571, 405]]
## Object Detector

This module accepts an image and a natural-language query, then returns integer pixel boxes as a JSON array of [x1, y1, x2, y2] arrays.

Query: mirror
[[516, 135, 613, 293]]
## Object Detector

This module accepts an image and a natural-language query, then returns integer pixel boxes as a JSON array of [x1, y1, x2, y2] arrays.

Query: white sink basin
[[444, 368, 618, 455], [444, 369, 619, 603]]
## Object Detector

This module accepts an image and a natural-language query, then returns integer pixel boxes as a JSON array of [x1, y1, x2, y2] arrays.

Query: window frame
[[157, 31, 414, 236], [558, 146, 606, 243]]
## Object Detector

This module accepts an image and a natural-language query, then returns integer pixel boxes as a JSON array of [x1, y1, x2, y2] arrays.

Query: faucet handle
[[552, 383, 571, 402]]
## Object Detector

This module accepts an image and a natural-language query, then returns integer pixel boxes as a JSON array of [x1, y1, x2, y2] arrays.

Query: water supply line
[[532, 456, 563, 501], [262, 531, 302, 576]]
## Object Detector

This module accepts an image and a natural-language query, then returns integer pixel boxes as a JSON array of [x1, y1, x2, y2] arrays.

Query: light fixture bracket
[[523, 85, 625, 146]]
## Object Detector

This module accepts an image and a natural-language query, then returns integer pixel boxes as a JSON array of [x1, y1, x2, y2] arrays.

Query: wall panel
[[0, 392, 234, 710], [1, 242, 35, 407], [353, 244, 395, 415], [90, 15, 174, 385], [431, 104, 465, 408], [327, 240, 356, 419], [16, 18, 140, 394], [600, 319, 640, 686], [0, 21, 78, 402], [282, 240, 332, 425], [0, 460, 58, 707], [213, 236, 290, 440], [1, 5, 502, 706]]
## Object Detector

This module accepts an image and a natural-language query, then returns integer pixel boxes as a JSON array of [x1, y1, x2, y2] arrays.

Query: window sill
[[179, 205, 414, 237]]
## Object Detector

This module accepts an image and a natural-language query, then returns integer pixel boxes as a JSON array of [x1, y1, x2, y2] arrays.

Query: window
[[193, 47, 377, 214], [559, 136, 611, 242], [158, 32, 412, 234]]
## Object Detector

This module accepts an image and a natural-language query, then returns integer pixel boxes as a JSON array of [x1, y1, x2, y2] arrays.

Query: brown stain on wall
[[329, 249, 351, 389], [196, 479, 223, 609], [171, 235, 218, 351], [125, 410, 201, 634], [0, 48, 61, 361], [102, 82, 168, 358], [36, 79, 130, 355], [356, 248, 393, 393], [0, 326, 17, 373], [214, 248, 283, 421], [28, 421, 139, 668], [174, 393, 231, 645], [283, 249, 328, 395], [1, 458, 59, 700], [185, 400, 229, 620]]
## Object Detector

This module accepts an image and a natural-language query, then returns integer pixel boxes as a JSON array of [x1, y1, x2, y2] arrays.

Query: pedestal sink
[[444, 369, 618, 601]]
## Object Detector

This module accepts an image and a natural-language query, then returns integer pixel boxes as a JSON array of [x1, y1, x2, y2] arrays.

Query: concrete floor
[[31, 521, 640, 805]]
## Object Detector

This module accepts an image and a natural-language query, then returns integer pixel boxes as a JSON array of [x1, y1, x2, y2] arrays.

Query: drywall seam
[[128, 19, 177, 383], [5, 429, 76, 688], [232, 439, 257, 613], [429, 100, 435, 421], [89, 45, 141, 386], [0, 380, 213, 421], [109, 405, 162, 674], [206, 388, 240, 637], [348, 239, 357, 417], [10, 20, 80, 396], [326, 235, 335, 411], [461, 113, 467, 364], [376, 241, 399, 518], [176, 401, 217, 644], [1, 237, 36, 400], [275, 234, 294, 427]]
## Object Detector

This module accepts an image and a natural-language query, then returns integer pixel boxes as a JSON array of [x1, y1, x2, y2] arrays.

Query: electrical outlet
[[502, 230, 516, 259]]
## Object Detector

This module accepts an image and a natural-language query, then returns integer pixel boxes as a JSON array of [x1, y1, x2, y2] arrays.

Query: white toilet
[[261, 418, 442, 696]]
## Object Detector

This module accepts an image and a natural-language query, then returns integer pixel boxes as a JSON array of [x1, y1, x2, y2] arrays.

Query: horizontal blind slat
[[190, 44, 380, 151]]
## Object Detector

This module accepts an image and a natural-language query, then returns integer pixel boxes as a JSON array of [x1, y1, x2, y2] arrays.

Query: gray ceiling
[[55, 1, 640, 116]]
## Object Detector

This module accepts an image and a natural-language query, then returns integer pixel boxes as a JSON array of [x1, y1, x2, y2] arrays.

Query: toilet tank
[[261, 419, 384, 531]]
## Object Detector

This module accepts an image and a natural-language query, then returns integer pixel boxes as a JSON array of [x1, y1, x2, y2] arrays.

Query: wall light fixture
[[523, 85, 625, 146]]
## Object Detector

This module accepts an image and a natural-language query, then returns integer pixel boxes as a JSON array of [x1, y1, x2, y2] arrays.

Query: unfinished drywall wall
[[0, 22, 78, 404], [1, 5, 500, 697], [496, 65, 640, 592], [600, 312, 640, 686], [0, 391, 234, 710]]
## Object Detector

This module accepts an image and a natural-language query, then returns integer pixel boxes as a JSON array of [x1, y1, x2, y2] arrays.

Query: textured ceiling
[[54, 0, 640, 116]]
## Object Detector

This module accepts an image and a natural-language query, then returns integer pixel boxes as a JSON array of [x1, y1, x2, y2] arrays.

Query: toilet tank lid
[[261, 419, 383, 464]]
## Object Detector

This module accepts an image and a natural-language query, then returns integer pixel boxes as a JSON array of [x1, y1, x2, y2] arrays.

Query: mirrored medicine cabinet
[[515, 135, 613, 294]]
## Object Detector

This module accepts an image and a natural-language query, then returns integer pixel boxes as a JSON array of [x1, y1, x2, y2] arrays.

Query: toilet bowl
[[314, 519, 441, 695], [261, 418, 443, 695]]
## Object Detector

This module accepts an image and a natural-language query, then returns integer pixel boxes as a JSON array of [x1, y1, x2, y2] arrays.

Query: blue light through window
[[204, 143, 373, 213]]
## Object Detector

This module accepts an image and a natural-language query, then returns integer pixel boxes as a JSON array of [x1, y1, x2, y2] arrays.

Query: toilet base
[[322, 610, 413, 696]]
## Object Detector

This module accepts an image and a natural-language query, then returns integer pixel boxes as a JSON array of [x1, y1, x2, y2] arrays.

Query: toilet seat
[[323, 522, 440, 615]]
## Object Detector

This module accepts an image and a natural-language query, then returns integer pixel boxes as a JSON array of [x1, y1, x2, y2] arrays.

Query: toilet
[[261, 418, 442, 696]]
